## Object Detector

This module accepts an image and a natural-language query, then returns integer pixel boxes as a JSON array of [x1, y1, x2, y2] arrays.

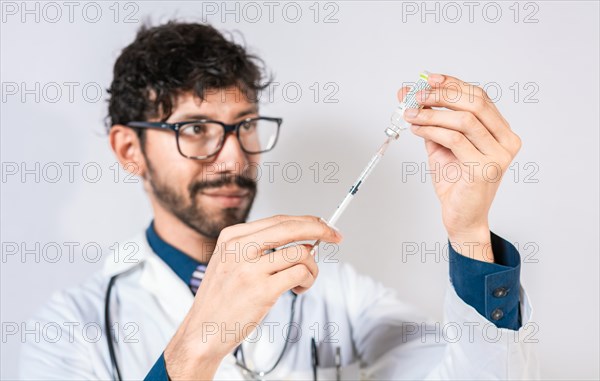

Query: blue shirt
[[144, 220, 522, 380], [145, 220, 207, 283]]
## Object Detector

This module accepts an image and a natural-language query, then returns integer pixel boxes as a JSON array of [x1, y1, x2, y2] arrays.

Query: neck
[[151, 206, 217, 264]]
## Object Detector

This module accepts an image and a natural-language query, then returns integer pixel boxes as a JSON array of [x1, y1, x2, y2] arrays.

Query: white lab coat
[[19, 232, 539, 380]]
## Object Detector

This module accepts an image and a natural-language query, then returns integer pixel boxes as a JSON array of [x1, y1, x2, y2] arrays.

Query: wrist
[[164, 336, 222, 380], [447, 224, 494, 263]]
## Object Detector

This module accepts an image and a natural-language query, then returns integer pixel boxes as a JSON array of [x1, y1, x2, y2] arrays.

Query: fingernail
[[404, 108, 419, 118], [428, 73, 445, 83]]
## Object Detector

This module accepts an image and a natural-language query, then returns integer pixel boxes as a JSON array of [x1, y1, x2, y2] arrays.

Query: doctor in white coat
[[19, 21, 539, 380]]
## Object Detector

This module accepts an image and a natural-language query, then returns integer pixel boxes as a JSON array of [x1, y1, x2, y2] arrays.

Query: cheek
[[244, 154, 261, 179], [145, 130, 179, 159], [145, 131, 200, 183], [247, 153, 260, 166]]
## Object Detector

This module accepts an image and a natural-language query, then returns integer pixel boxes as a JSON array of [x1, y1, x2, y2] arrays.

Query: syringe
[[310, 71, 432, 255]]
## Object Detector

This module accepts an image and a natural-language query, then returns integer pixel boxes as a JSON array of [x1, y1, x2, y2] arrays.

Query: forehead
[[170, 86, 258, 121]]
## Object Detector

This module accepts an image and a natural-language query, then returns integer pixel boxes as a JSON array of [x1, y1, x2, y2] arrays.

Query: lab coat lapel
[[139, 242, 195, 323], [102, 233, 195, 324]]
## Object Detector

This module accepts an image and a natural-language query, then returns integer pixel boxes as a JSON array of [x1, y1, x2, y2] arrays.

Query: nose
[[213, 132, 248, 174]]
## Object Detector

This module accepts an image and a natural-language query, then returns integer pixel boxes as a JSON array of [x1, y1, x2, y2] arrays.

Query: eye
[[241, 120, 257, 131], [180, 123, 208, 137]]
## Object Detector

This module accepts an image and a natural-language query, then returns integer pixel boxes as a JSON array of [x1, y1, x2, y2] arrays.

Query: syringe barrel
[[386, 71, 432, 138]]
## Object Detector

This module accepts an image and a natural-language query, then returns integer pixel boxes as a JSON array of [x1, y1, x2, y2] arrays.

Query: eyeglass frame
[[126, 116, 283, 160]]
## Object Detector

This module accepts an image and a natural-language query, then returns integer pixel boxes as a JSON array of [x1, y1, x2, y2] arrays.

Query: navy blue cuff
[[449, 231, 521, 331], [144, 353, 170, 381]]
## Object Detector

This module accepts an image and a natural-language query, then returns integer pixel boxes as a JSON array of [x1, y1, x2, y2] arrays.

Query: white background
[[1, 1, 598, 379]]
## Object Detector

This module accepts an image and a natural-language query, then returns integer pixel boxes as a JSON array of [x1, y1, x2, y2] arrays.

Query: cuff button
[[491, 308, 504, 321], [493, 287, 509, 298]]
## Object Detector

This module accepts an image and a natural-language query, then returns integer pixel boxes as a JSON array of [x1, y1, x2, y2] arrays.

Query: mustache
[[188, 174, 257, 197]]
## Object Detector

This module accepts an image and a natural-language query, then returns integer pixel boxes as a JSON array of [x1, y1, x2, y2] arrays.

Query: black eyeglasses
[[126, 116, 283, 160]]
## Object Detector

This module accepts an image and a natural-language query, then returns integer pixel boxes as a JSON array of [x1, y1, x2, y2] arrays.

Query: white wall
[[1, 1, 598, 379]]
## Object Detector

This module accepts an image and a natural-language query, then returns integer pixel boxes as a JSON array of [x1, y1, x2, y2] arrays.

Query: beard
[[145, 160, 257, 239]]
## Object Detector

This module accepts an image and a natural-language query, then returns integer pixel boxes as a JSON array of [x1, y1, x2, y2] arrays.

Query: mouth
[[200, 187, 250, 207]]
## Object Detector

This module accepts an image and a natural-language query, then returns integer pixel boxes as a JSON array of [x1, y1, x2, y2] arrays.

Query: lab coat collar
[[101, 231, 150, 277], [101, 231, 195, 323], [145, 219, 206, 286]]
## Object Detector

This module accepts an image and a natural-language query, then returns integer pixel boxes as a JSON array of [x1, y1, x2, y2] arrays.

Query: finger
[[260, 244, 318, 279], [404, 109, 505, 156], [427, 72, 509, 126], [268, 264, 316, 295], [396, 86, 410, 102], [427, 73, 493, 105], [233, 218, 342, 258], [411, 125, 483, 162], [219, 215, 331, 242], [397, 86, 434, 110], [424, 139, 451, 158], [415, 87, 514, 149]]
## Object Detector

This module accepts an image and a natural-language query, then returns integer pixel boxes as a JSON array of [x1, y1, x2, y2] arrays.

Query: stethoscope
[[232, 292, 298, 380], [104, 271, 303, 381]]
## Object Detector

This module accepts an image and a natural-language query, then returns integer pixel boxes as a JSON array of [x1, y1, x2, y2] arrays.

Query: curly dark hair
[[106, 21, 271, 136]]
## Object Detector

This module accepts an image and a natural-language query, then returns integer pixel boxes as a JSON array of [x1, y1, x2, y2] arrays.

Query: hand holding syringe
[[310, 71, 432, 255]]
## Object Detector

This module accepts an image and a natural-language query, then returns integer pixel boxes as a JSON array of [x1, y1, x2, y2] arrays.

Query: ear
[[108, 125, 148, 180]]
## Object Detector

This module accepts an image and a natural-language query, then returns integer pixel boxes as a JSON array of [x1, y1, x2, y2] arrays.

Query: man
[[19, 21, 538, 380]]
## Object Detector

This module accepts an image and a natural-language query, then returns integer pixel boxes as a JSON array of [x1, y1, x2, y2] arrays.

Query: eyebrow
[[177, 106, 259, 122]]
